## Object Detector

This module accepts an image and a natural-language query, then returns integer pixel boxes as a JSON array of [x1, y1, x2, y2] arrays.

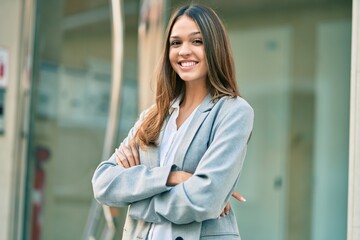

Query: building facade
[[0, 0, 359, 239]]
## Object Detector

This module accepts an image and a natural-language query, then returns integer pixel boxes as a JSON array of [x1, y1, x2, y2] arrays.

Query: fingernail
[[240, 197, 247, 202]]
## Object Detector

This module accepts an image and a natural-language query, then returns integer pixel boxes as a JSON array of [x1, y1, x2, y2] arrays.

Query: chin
[[178, 74, 195, 81]]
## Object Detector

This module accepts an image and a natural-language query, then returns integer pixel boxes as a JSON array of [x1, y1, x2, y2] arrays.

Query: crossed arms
[[92, 98, 254, 224]]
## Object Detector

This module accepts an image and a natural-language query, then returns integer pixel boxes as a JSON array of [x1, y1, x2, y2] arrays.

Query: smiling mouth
[[179, 61, 198, 68]]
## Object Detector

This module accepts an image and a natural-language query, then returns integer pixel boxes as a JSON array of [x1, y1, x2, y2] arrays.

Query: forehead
[[170, 15, 200, 35]]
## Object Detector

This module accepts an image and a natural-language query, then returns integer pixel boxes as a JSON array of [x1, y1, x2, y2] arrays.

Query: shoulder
[[206, 96, 254, 142], [214, 96, 254, 119], [137, 104, 156, 121], [129, 104, 156, 131], [140, 104, 155, 116]]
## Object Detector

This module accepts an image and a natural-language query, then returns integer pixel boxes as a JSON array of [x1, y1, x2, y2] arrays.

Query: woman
[[92, 4, 254, 240]]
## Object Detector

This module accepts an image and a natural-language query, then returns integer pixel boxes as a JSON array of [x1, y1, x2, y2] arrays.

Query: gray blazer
[[92, 94, 254, 240]]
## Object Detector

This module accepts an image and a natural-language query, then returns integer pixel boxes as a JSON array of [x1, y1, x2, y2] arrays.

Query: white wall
[[0, 0, 24, 239]]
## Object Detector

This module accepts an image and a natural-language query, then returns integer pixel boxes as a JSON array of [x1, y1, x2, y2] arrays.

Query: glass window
[[230, 18, 350, 240], [170, 1, 351, 239], [25, 0, 139, 239], [25, 0, 352, 239]]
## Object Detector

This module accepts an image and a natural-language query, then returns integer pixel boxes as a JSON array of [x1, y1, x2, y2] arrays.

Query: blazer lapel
[[173, 94, 216, 169], [139, 94, 216, 170]]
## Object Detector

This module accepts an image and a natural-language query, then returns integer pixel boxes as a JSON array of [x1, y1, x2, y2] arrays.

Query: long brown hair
[[134, 4, 240, 148]]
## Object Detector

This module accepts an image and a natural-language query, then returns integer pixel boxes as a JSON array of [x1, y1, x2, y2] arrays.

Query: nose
[[179, 42, 191, 56]]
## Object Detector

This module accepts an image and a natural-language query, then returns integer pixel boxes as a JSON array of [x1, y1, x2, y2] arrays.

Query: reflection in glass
[[26, 0, 113, 239]]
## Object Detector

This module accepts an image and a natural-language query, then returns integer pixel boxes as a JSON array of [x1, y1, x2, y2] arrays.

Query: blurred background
[[0, 0, 354, 239]]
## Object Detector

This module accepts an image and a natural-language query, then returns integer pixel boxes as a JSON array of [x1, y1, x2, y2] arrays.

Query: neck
[[181, 81, 209, 109]]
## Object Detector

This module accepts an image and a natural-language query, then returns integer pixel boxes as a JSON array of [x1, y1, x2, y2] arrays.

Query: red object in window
[[35, 147, 50, 162], [31, 167, 44, 240], [31, 146, 50, 240], [0, 62, 4, 78]]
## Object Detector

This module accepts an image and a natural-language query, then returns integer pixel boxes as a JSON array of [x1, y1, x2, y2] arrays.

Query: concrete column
[[0, 0, 24, 239], [348, 0, 360, 239], [138, 0, 166, 112]]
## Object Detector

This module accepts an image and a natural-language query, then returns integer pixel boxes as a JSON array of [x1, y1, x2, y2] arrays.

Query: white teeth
[[181, 61, 196, 67]]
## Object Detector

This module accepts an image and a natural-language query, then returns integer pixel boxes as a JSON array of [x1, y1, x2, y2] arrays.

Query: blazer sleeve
[[91, 107, 172, 207], [128, 98, 254, 224]]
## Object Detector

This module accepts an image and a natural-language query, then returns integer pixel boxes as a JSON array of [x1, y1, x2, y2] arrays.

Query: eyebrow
[[170, 31, 201, 39]]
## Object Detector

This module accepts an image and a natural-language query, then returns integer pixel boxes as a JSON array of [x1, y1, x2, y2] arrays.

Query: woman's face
[[168, 16, 208, 85]]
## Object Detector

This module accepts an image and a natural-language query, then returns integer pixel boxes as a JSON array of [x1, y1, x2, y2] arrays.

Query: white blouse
[[147, 97, 199, 240]]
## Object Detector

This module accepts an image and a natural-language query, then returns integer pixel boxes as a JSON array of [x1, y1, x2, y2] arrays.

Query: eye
[[170, 40, 181, 46], [193, 39, 203, 45]]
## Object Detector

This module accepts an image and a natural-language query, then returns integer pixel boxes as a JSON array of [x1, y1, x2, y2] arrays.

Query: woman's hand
[[166, 171, 193, 186], [115, 142, 140, 168], [115, 144, 246, 218], [115, 143, 193, 186], [166, 171, 246, 219], [219, 192, 246, 218]]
